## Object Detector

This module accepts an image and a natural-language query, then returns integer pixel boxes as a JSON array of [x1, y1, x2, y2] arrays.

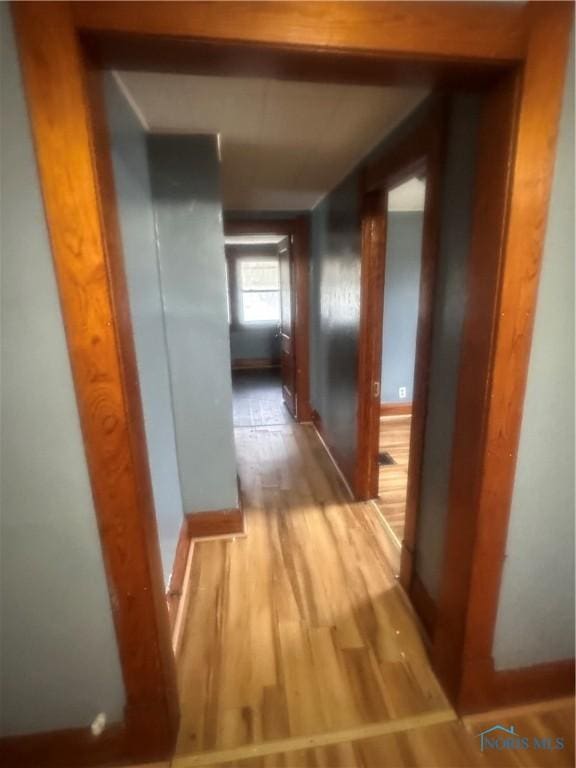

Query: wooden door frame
[[7, 2, 572, 765], [224, 217, 312, 422]]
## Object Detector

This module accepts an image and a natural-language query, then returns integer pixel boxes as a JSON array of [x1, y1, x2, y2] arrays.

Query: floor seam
[[172, 708, 457, 766]]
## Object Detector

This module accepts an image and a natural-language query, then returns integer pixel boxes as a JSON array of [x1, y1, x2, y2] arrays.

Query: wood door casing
[[278, 236, 296, 416]]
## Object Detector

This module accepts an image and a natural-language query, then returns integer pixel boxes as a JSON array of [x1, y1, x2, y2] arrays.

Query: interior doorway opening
[[225, 232, 294, 428], [225, 217, 312, 424], [10, 3, 572, 764], [376, 173, 427, 549]]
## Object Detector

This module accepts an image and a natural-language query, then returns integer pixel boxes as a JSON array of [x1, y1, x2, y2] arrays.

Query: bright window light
[[239, 259, 280, 324]]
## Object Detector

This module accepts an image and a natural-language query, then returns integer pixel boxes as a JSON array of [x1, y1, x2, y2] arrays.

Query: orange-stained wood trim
[[186, 509, 245, 540], [11, 3, 179, 763], [434, 2, 574, 710], [82, 33, 511, 91], [73, 1, 528, 64], [0, 723, 127, 768], [459, 658, 576, 714], [380, 402, 413, 416], [166, 519, 191, 632], [432, 70, 520, 703], [224, 217, 311, 422]]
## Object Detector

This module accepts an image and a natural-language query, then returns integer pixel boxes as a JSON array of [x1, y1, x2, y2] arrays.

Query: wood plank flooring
[[175, 422, 451, 760], [189, 697, 575, 767], [232, 369, 291, 427], [377, 415, 412, 546], [113, 697, 575, 767]]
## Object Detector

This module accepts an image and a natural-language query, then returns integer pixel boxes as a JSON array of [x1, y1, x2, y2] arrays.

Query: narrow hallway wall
[[104, 74, 183, 585], [309, 173, 362, 477], [308, 94, 476, 494], [148, 135, 238, 514], [0, 8, 124, 736], [415, 95, 480, 599]]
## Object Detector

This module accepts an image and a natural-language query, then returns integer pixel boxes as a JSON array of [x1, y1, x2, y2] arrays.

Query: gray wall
[[414, 96, 480, 599], [148, 135, 238, 513], [0, 9, 125, 736], [380, 211, 424, 402], [308, 95, 471, 486], [104, 75, 183, 585], [493, 40, 575, 670], [230, 327, 280, 362], [309, 172, 362, 473]]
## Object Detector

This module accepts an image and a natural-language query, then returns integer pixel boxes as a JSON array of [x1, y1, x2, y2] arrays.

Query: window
[[237, 258, 280, 324]]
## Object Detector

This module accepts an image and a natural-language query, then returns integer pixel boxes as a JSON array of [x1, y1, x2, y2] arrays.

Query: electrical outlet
[[398, 387, 407, 399], [91, 713, 106, 737]]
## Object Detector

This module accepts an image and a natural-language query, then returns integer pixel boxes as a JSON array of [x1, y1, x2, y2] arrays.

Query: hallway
[[175, 421, 452, 761], [232, 369, 291, 428]]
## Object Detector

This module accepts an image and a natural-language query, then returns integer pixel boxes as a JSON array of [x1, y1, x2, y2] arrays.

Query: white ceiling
[[115, 72, 428, 212], [388, 177, 427, 212]]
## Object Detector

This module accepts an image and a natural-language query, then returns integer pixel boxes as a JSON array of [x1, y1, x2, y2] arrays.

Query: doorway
[[376, 173, 427, 549], [225, 218, 312, 424], [225, 232, 293, 427], [11, 3, 571, 765]]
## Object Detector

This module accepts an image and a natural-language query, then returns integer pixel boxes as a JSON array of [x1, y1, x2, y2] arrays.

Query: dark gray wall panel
[[309, 173, 362, 472], [414, 95, 480, 599]]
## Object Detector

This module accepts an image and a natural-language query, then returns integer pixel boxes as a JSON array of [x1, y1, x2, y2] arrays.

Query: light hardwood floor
[[172, 421, 574, 768], [377, 415, 412, 546], [175, 423, 451, 761], [198, 697, 575, 767], [113, 698, 575, 768]]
